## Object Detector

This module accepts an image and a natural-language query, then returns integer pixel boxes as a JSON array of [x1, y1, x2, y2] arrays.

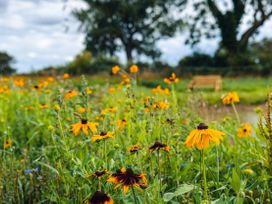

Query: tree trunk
[[125, 46, 133, 65]]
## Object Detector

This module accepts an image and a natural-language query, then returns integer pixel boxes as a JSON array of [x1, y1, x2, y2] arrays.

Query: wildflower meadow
[[0, 65, 271, 204]]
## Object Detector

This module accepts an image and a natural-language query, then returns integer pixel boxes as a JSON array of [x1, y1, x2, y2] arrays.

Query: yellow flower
[[117, 118, 127, 130], [54, 104, 60, 112], [108, 87, 116, 94], [112, 65, 120, 74], [108, 167, 147, 193], [24, 105, 34, 110], [88, 190, 114, 204], [86, 87, 93, 95], [13, 79, 25, 87], [237, 123, 251, 138], [128, 144, 141, 153], [72, 119, 98, 136], [149, 140, 170, 152], [129, 64, 139, 73], [185, 123, 224, 150], [119, 75, 130, 85], [151, 85, 169, 95], [48, 125, 54, 130], [63, 73, 70, 79], [47, 77, 55, 82], [153, 101, 169, 110], [77, 107, 86, 113], [92, 132, 114, 142], [40, 104, 49, 109], [222, 92, 239, 105], [164, 73, 179, 84], [0, 85, 10, 95], [4, 138, 12, 149], [101, 107, 117, 115], [243, 168, 254, 175], [64, 90, 78, 100]]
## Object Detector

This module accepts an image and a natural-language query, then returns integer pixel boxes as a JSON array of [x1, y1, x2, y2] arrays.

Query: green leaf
[[231, 169, 241, 193], [163, 193, 175, 202], [163, 184, 195, 202], [173, 184, 195, 196], [35, 161, 59, 175]]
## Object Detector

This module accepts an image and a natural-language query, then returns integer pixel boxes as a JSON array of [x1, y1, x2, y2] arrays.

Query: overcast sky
[[0, 0, 272, 73]]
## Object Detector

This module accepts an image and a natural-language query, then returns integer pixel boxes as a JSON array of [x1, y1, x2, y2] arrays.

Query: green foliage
[[0, 76, 272, 203], [74, 0, 182, 62], [0, 51, 16, 75], [183, 0, 272, 55], [66, 51, 93, 75]]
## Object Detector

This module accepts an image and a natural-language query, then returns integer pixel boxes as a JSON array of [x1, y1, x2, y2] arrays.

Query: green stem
[[231, 102, 240, 123], [171, 84, 178, 113], [131, 185, 138, 204], [98, 179, 101, 191], [201, 150, 208, 202], [57, 113, 65, 139], [157, 150, 162, 196], [103, 140, 107, 169]]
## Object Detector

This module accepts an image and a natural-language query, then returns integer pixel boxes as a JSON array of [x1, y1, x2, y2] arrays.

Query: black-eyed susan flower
[[149, 140, 170, 152], [72, 119, 98, 136], [128, 144, 141, 153], [184, 123, 224, 150], [4, 138, 12, 149], [108, 87, 116, 94], [237, 123, 251, 138], [13, 79, 25, 87], [24, 105, 34, 110], [88, 190, 113, 204], [32, 85, 41, 91], [64, 90, 78, 100], [63, 73, 70, 79], [77, 106, 86, 113], [222, 92, 239, 104], [164, 73, 179, 84], [47, 76, 55, 82], [117, 118, 127, 130], [129, 64, 139, 73], [101, 107, 117, 115], [40, 104, 49, 109], [120, 77, 130, 85], [153, 101, 169, 110], [151, 85, 170, 95], [92, 132, 114, 142], [93, 170, 109, 179], [112, 65, 120, 75], [108, 167, 147, 193]]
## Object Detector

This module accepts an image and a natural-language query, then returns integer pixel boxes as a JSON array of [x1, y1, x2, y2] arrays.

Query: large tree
[[0, 51, 16, 75], [183, 0, 272, 55], [74, 0, 181, 63]]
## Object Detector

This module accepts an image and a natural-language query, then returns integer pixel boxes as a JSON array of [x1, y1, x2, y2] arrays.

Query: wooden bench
[[188, 75, 222, 91]]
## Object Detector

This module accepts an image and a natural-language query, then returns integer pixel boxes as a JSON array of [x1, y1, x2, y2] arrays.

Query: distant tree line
[[0, 51, 16, 75]]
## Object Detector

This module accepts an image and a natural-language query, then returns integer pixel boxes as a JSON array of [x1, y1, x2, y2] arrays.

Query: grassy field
[[0, 73, 272, 203]]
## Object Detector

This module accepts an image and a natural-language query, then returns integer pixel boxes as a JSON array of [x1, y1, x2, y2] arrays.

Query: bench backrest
[[192, 75, 221, 85]]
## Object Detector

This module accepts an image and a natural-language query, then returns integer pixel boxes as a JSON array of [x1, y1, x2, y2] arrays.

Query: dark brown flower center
[[197, 123, 208, 130], [89, 190, 110, 203], [81, 119, 87, 124], [100, 132, 107, 136]]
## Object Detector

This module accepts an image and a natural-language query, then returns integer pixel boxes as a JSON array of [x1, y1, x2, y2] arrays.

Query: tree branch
[[239, 10, 272, 48], [206, 0, 223, 20]]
